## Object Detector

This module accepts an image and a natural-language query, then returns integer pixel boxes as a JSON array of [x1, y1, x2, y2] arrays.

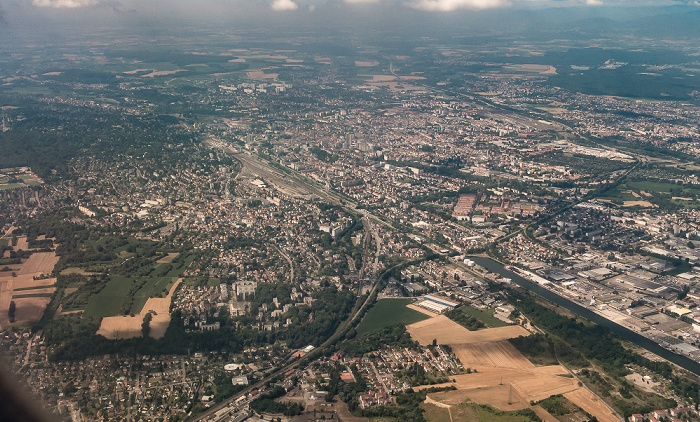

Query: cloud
[[271, 0, 299, 10], [344, 0, 382, 3], [32, 0, 98, 7], [585, 0, 603, 4], [408, 0, 509, 11]]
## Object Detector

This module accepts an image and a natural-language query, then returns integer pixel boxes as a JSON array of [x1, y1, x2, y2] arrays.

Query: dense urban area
[[2, 6, 700, 422]]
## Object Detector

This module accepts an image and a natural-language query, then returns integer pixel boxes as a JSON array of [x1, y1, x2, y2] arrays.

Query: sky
[[7, 0, 700, 15], [1, 0, 698, 41]]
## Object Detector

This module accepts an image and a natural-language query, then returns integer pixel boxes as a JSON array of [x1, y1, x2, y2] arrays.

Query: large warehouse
[[415, 294, 460, 314]]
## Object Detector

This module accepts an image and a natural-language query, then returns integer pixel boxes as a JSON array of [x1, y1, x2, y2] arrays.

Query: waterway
[[469, 256, 700, 377]]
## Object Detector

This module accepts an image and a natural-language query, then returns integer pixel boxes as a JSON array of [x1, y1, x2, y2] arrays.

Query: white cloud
[[33, 0, 98, 7], [586, 0, 603, 4], [271, 0, 299, 10], [408, 0, 509, 11]]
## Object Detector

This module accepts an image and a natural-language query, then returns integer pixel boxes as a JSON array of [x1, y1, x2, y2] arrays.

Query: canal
[[469, 256, 700, 377]]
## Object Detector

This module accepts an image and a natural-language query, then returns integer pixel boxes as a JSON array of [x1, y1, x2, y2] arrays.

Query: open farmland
[[83, 276, 134, 318], [423, 401, 549, 422], [97, 278, 182, 339], [156, 253, 179, 264], [406, 315, 529, 345], [13, 297, 52, 324], [15, 236, 29, 251], [419, 365, 579, 406], [0, 279, 11, 325], [409, 315, 620, 421], [18, 252, 60, 275], [564, 389, 620, 422], [452, 340, 535, 369], [0, 249, 59, 327]]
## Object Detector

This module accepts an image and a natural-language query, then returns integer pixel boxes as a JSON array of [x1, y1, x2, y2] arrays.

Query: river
[[469, 256, 700, 377]]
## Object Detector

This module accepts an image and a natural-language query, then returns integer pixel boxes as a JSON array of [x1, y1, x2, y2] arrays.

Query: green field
[[13, 284, 57, 291], [423, 402, 541, 422], [130, 276, 177, 314], [12, 293, 54, 299], [0, 183, 25, 190], [602, 178, 700, 210], [357, 298, 429, 334], [84, 276, 135, 318]]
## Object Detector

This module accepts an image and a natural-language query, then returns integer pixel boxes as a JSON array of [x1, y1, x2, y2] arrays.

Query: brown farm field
[[564, 389, 620, 422], [0, 250, 59, 327], [418, 365, 578, 406], [97, 278, 182, 339], [452, 340, 535, 369], [408, 315, 621, 421], [7, 275, 55, 290], [156, 253, 179, 264], [0, 279, 11, 325], [15, 236, 29, 251], [13, 297, 52, 324], [406, 315, 529, 345], [19, 252, 60, 275]]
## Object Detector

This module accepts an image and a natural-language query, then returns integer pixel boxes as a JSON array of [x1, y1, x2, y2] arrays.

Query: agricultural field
[[19, 252, 59, 275], [564, 389, 619, 422], [409, 315, 619, 422], [82, 275, 178, 318], [97, 278, 182, 339], [406, 315, 529, 346], [422, 401, 543, 422], [83, 276, 134, 318], [452, 341, 535, 370], [0, 248, 59, 327], [356, 298, 429, 334], [52, 234, 194, 318], [597, 178, 700, 209]]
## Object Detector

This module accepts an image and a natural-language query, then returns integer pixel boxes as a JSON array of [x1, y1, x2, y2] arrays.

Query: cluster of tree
[[310, 147, 337, 163], [0, 97, 195, 180], [322, 363, 367, 407], [444, 308, 486, 331], [358, 387, 456, 421], [536, 394, 581, 416], [43, 284, 355, 361], [400, 362, 450, 387], [59, 274, 108, 311], [212, 372, 246, 403], [8, 301, 16, 323], [141, 313, 152, 337], [281, 286, 355, 349], [508, 333, 559, 366], [512, 294, 683, 414], [250, 386, 303, 416]]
